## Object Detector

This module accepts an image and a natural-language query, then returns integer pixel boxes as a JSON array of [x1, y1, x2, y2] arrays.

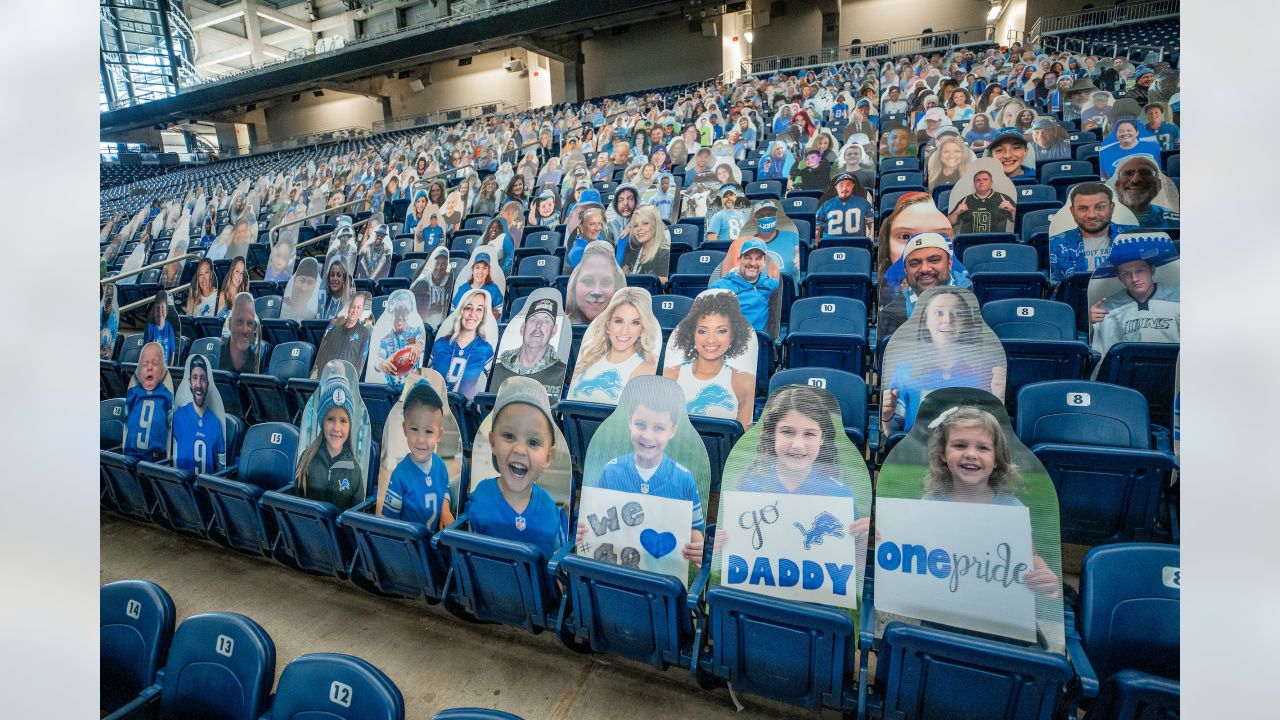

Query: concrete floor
[[101, 513, 820, 719]]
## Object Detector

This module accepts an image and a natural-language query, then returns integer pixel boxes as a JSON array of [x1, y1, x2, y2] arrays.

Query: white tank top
[[677, 361, 738, 419], [568, 352, 646, 404]]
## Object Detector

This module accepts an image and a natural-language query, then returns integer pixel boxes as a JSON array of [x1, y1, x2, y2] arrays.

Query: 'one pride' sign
[[873, 497, 1037, 643], [718, 490, 859, 609]]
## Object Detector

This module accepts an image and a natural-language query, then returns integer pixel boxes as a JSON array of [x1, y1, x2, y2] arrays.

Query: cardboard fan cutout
[[947, 158, 1018, 235], [877, 231, 972, 339], [489, 288, 571, 403], [879, 286, 1006, 436], [296, 359, 373, 511], [1098, 116, 1161, 181], [450, 246, 506, 317], [100, 285, 120, 360], [281, 256, 321, 322], [874, 388, 1065, 652], [563, 189, 613, 269], [926, 134, 976, 190], [265, 225, 298, 283], [143, 289, 182, 365], [615, 205, 672, 280], [364, 289, 427, 392], [160, 216, 190, 289], [374, 370, 465, 531], [411, 246, 456, 331], [124, 341, 176, 462], [1046, 190, 1141, 282], [429, 286, 498, 401], [1104, 154, 1180, 229], [576, 376, 713, 586], [312, 291, 374, 377], [565, 240, 627, 326], [357, 223, 394, 281], [729, 198, 803, 283], [661, 289, 759, 429], [1086, 232, 1180, 361], [710, 384, 873, 611], [218, 291, 263, 374], [565, 287, 661, 406], [170, 353, 227, 474], [465, 375, 572, 556]]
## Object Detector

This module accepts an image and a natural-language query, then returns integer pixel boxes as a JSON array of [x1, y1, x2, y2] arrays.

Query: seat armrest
[[103, 683, 161, 720]]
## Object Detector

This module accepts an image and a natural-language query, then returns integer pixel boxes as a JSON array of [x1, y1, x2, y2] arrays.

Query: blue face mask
[[756, 215, 778, 232]]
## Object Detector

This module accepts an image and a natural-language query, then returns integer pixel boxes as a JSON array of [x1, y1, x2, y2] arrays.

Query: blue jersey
[[377, 326, 426, 392], [429, 334, 494, 399], [830, 103, 849, 122], [709, 270, 779, 333], [1137, 205, 1180, 229], [124, 383, 174, 461], [144, 322, 177, 364], [383, 453, 450, 530], [452, 282, 503, 314], [171, 403, 225, 474], [739, 466, 854, 500], [466, 478, 566, 556], [708, 208, 751, 242], [1048, 222, 1137, 282], [598, 454, 705, 530], [420, 225, 445, 251], [816, 195, 873, 238]]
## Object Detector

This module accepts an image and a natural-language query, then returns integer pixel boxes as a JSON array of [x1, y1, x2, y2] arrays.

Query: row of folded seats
[[100, 381, 1176, 720], [101, 579, 521, 720]]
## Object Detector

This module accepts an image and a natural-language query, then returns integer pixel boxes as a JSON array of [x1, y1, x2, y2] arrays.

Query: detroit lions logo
[[574, 369, 623, 400], [794, 511, 845, 550], [687, 384, 736, 415]]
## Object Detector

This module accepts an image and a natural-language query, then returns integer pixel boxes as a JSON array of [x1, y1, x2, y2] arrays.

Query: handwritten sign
[[577, 486, 694, 585], [718, 491, 859, 609], [873, 497, 1036, 643]]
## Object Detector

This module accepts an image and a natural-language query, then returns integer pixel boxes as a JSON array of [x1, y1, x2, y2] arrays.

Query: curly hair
[[669, 290, 752, 361], [924, 406, 1020, 497]]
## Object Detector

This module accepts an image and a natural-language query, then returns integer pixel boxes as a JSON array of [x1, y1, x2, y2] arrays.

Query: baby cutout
[[575, 376, 713, 586], [874, 388, 1064, 652], [123, 341, 175, 462]]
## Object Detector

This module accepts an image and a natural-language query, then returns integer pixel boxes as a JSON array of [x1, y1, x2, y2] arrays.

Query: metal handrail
[[101, 252, 199, 286], [1031, 0, 1179, 42]]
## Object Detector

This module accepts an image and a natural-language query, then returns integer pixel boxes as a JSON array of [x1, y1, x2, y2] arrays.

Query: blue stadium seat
[[1085, 670, 1179, 720], [1016, 381, 1177, 545], [359, 383, 399, 441], [784, 297, 868, 375], [255, 294, 283, 319], [650, 294, 693, 332], [101, 442, 155, 523], [879, 171, 926, 193], [393, 259, 425, 282], [197, 422, 299, 556], [259, 440, 380, 578], [862, 622, 1071, 720], [666, 250, 725, 298], [101, 398, 127, 450], [688, 414, 743, 494], [507, 254, 559, 300], [1041, 161, 1100, 199], [952, 232, 1018, 261], [803, 247, 872, 306], [101, 580, 175, 715], [783, 195, 818, 227], [624, 274, 664, 296], [450, 232, 484, 256], [105, 612, 276, 720], [139, 415, 244, 537], [1094, 343, 1180, 429], [191, 316, 226, 344], [769, 368, 869, 450], [555, 400, 612, 476], [1051, 271, 1094, 334], [515, 230, 563, 263], [265, 653, 405, 720], [463, 215, 491, 233], [745, 180, 783, 200], [982, 299, 1092, 415], [370, 295, 390, 321], [879, 156, 920, 174], [261, 318, 301, 347], [239, 341, 316, 424], [691, 568, 856, 713], [668, 223, 701, 256], [300, 319, 332, 349], [431, 710, 525, 720], [961, 243, 1048, 304], [432, 520, 563, 633], [188, 336, 221, 369], [1166, 154, 1179, 179], [341, 498, 453, 603]]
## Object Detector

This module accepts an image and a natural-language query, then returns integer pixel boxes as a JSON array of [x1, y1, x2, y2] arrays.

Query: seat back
[[1094, 343, 1180, 428], [434, 528, 556, 632], [239, 422, 301, 490], [393, 259, 424, 280], [1016, 380, 1151, 449], [805, 246, 872, 276], [788, 297, 867, 337], [100, 579, 176, 713], [783, 195, 819, 218], [874, 622, 1071, 720], [520, 230, 561, 254], [745, 179, 783, 199], [961, 243, 1039, 273], [1040, 160, 1096, 184], [1079, 544, 1180, 681], [190, 337, 222, 369], [516, 255, 560, 281], [556, 401, 614, 475], [650, 294, 693, 331], [342, 508, 445, 602], [267, 653, 405, 720], [159, 612, 276, 720], [880, 156, 920, 173], [674, 250, 726, 276], [982, 299, 1076, 340], [1088, 670, 1180, 720], [255, 295, 283, 319], [880, 171, 926, 192], [101, 398, 127, 449], [117, 333, 146, 363], [267, 341, 315, 382]]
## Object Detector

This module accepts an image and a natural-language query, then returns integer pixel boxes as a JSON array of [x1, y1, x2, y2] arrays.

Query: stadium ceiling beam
[[512, 34, 580, 65], [188, 2, 247, 31], [313, 79, 389, 99], [196, 41, 294, 67]]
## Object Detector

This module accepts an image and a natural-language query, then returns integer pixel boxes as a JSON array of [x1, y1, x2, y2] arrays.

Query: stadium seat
[[879, 171, 926, 193], [961, 243, 1048, 304], [668, 223, 701, 258], [1051, 271, 1094, 334], [370, 295, 391, 321], [450, 232, 484, 257], [982, 299, 1093, 415], [255, 294, 283, 319], [784, 297, 868, 375], [104, 612, 275, 720], [100, 397, 128, 450], [432, 519, 563, 633], [650, 294, 693, 332], [188, 336, 221, 369], [1094, 343, 1180, 428], [101, 580, 176, 715], [769, 368, 869, 449], [1040, 160, 1100, 199], [431, 710, 525, 720], [879, 156, 920, 173], [239, 341, 317, 424], [463, 215, 491, 233], [624, 274, 664, 296], [514, 230, 563, 263], [1166, 154, 1179, 179], [783, 195, 819, 221], [261, 318, 301, 347], [140, 415, 245, 537], [666, 250, 725, 298], [803, 246, 872, 306], [197, 422, 299, 556], [1016, 381, 1177, 545], [300, 319, 332, 349], [862, 622, 1071, 720], [745, 180, 783, 200], [341, 499, 452, 603], [265, 653, 405, 720], [952, 232, 1018, 260], [506, 255, 560, 308], [101, 443, 155, 523], [1085, 670, 1180, 720]]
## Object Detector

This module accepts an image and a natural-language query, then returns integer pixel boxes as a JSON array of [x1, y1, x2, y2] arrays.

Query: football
[[388, 345, 420, 376]]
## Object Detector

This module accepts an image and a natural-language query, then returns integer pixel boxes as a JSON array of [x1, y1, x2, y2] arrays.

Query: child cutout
[[100, 285, 119, 359], [576, 376, 712, 581], [464, 376, 568, 557], [296, 360, 370, 511], [661, 289, 757, 429], [378, 380, 455, 531], [143, 290, 179, 365], [124, 342, 175, 462], [170, 353, 226, 474], [566, 287, 661, 405], [373, 368, 465, 516]]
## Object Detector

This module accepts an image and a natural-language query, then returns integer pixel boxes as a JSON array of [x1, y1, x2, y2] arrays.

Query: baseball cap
[[719, 184, 742, 198], [535, 188, 557, 201], [989, 127, 1028, 149], [525, 296, 558, 320], [903, 232, 953, 258], [490, 375, 558, 444], [577, 188, 603, 206], [473, 252, 492, 266], [832, 172, 856, 186], [1030, 117, 1057, 131], [739, 238, 768, 256]]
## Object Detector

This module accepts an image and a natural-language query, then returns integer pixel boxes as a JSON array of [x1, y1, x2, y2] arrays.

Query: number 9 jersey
[[124, 382, 174, 462]]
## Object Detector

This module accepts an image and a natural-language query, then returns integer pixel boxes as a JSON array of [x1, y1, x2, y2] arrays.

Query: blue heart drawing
[[640, 529, 678, 559]]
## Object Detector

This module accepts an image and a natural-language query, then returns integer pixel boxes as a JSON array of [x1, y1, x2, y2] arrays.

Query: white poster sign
[[874, 497, 1037, 643], [577, 486, 694, 585], [718, 490, 859, 609]]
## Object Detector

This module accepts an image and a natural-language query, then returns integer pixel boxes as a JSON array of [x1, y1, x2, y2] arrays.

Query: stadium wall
[[837, 0, 991, 46], [581, 16, 721, 98]]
